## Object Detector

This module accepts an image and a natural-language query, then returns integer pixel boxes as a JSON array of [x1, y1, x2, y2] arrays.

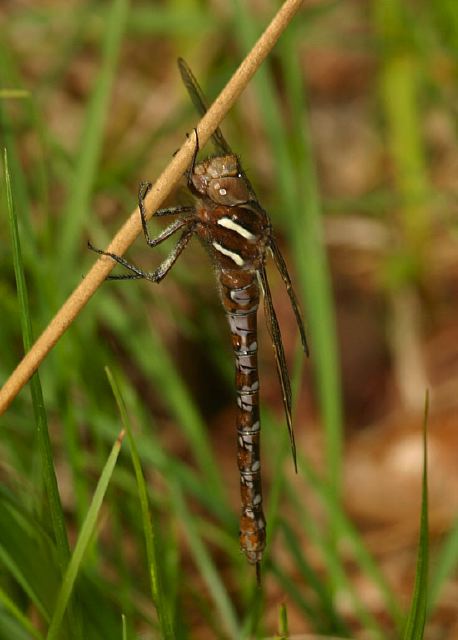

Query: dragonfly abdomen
[[219, 270, 266, 566]]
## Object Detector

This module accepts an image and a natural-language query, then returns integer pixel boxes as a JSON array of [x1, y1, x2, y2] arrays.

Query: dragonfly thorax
[[192, 155, 251, 206]]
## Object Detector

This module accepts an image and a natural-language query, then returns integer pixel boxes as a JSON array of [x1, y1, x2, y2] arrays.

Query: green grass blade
[[429, 514, 458, 610], [96, 293, 227, 504], [46, 429, 125, 640], [281, 34, 343, 493], [0, 585, 45, 640], [276, 602, 288, 639], [373, 0, 430, 259], [0, 89, 30, 98], [285, 492, 386, 639], [296, 450, 403, 629], [105, 366, 175, 639], [3, 149, 82, 637], [3, 149, 37, 354], [0, 542, 49, 624], [170, 484, 240, 638], [0, 46, 34, 237], [278, 521, 350, 635], [403, 392, 429, 639], [59, 0, 129, 278]]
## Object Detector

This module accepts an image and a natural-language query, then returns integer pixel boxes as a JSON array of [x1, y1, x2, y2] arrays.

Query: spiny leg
[[88, 223, 195, 282], [88, 241, 151, 280], [137, 181, 196, 248], [269, 237, 309, 357], [88, 217, 191, 276], [150, 226, 195, 282]]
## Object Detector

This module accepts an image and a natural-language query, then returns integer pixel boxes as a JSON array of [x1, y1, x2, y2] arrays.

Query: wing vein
[[258, 265, 297, 471]]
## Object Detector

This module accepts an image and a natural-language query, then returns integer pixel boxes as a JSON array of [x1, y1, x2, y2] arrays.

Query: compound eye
[[191, 173, 209, 196], [208, 177, 250, 205]]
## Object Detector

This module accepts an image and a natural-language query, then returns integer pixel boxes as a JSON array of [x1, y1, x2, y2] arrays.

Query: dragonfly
[[89, 58, 308, 580]]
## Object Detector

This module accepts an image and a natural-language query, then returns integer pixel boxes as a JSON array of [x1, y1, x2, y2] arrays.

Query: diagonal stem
[[0, 0, 317, 415]]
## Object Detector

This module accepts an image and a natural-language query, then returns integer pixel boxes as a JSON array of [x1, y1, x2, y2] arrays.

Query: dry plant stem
[[0, 0, 310, 415]]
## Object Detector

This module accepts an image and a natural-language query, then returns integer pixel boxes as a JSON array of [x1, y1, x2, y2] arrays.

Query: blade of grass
[[0, 542, 50, 624], [279, 521, 350, 636], [403, 391, 429, 639], [0, 61, 33, 239], [372, 0, 430, 412], [0, 586, 45, 640], [280, 25, 344, 513], [373, 0, 430, 254], [3, 149, 82, 639], [96, 292, 227, 504], [294, 450, 403, 629], [93, 403, 231, 527], [429, 514, 458, 610], [105, 366, 175, 639], [58, 0, 129, 282], [270, 562, 322, 629], [127, 5, 213, 35], [282, 484, 386, 639], [170, 483, 241, 639], [0, 89, 30, 98], [46, 429, 125, 640], [276, 602, 288, 639]]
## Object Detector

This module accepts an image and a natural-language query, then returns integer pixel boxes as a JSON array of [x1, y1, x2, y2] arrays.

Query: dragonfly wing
[[258, 265, 297, 471], [178, 57, 232, 156], [177, 58, 257, 199], [270, 237, 309, 356]]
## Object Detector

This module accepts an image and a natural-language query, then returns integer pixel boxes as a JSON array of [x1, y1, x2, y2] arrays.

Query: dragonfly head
[[192, 155, 251, 206]]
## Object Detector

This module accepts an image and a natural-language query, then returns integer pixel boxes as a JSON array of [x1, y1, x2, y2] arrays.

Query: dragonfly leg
[[149, 225, 195, 282], [88, 221, 194, 282], [88, 217, 189, 275], [138, 180, 196, 247], [88, 241, 151, 280]]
